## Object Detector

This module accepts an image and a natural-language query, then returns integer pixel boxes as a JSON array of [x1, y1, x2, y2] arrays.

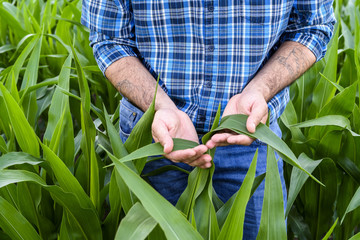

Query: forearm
[[105, 56, 177, 112], [244, 41, 316, 100]]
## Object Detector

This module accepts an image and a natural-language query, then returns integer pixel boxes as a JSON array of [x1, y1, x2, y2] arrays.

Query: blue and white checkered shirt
[[81, 0, 335, 132]]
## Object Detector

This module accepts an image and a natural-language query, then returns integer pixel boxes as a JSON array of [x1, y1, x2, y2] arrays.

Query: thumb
[[246, 100, 268, 133], [152, 121, 174, 154]]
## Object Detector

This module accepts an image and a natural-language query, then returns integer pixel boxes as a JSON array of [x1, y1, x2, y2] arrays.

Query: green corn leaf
[[176, 167, 209, 217], [336, 156, 360, 185], [349, 232, 360, 240], [5, 34, 39, 89], [0, 196, 41, 240], [0, 4, 28, 39], [216, 173, 265, 229], [0, 84, 40, 157], [89, 140, 100, 211], [204, 114, 321, 185], [311, 22, 339, 112], [44, 54, 74, 167], [302, 159, 338, 240], [71, 43, 90, 112], [0, 152, 42, 170], [218, 149, 258, 240], [0, 44, 15, 54], [106, 150, 203, 240], [109, 138, 198, 165], [124, 76, 159, 172], [342, 186, 360, 223], [286, 154, 323, 217], [16, 182, 42, 237], [103, 171, 123, 239], [320, 72, 344, 92], [41, 143, 96, 210], [115, 202, 157, 240], [318, 81, 357, 118], [290, 115, 351, 129], [0, 136, 8, 155], [0, 169, 102, 240], [177, 104, 222, 221], [322, 218, 338, 240], [103, 105, 128, 159], [256, 146, 287, 240]]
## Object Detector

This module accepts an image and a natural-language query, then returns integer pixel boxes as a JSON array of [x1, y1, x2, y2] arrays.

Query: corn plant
[[0, 0, 358, 239], [280, 0, 360, 239]]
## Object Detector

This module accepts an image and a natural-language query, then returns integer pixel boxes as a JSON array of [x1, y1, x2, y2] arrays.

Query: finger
[[152, 121, 173, 154], [246, 101, 268, 133], [206, 132, 236, 148], [179, 145, 209, 164], [187, 154, 212, 168], [165, 148, 197, 162], [227, 134, 255, 146]]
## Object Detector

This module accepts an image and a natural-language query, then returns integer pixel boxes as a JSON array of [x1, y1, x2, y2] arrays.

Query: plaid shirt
[[81, 0, 335, 132]]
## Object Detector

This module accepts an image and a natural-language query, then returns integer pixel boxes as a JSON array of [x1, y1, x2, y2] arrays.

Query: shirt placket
[[196, 0, 215, 132]]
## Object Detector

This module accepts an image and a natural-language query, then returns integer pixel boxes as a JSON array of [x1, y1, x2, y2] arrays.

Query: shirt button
[[208, 5, 214, 12], [208, 45, 214, 52], [197, 115, 206, 122], [205, 81, 212, 88]]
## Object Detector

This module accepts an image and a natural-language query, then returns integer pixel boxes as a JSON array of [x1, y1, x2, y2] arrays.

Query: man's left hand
[[206, 88, 268, 148]]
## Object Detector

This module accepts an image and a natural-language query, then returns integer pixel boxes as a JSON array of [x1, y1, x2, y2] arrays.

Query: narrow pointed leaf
[[286, 154, 323, 216], [322, 218, 338, 240], [256, 146, 286, 240], [204, 114, 321, 184], [0, 152, 42, 170], [218, 150, 258, 240], [107, 151, 202, 240], [0, 84, 39, 157], [0, 196, 41, 240], [115, 202, 157, 240]]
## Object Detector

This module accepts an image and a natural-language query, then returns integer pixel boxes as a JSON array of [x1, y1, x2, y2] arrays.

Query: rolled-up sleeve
[[281, 0, 336, 61], [81, 0, 137, 74]]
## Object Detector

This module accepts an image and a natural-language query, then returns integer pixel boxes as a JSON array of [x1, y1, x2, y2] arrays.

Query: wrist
[[241, 82, 270, 102]]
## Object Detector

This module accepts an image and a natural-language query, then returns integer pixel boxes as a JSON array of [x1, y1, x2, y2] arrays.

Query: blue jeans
[[119, 98, 287, 239]]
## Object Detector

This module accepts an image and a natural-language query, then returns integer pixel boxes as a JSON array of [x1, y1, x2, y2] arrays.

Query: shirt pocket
[[242, 0, 292, 25]]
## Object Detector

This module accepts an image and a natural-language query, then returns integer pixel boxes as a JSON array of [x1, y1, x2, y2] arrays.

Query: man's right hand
[[152, 108, 212, 168]]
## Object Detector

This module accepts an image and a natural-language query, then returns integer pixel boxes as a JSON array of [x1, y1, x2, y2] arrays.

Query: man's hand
[[152, 108, 212, 168], [206, 41, 317, 149], [206, 89, 268, 148]]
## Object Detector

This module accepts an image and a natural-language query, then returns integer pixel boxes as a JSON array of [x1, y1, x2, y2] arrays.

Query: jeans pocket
[[119, 98, 144, 143]]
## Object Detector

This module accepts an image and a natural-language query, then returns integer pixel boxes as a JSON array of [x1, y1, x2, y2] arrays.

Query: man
[[82, 0, 335, 238]]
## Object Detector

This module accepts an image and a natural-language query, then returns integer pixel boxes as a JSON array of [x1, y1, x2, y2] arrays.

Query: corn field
[[0, 0, 359, 239]]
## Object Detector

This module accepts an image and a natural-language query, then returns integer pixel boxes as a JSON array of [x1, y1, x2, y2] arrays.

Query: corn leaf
[[124, 76, 159, 172], [349, 232, 360, 240], [218, 149, 258, 240], [342, 186, 360, 223], [106, 150, 203, 240], [44, 54, 74, 167], [115, 202, 157, 240], [0, 196, 41, 240], [322, 218, 338, 240], [310, 22, 339, 111], [0, 152, 42, 170], [256, 146, 286, 239], [5, 34, 39, 89], [0, 84, 40, 157], [204, 114, 321, 184], [20, 34, 42, 126], [0, 4, 27, 39], [0, 168, 102, 240], [286, 154, 323, 217]]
